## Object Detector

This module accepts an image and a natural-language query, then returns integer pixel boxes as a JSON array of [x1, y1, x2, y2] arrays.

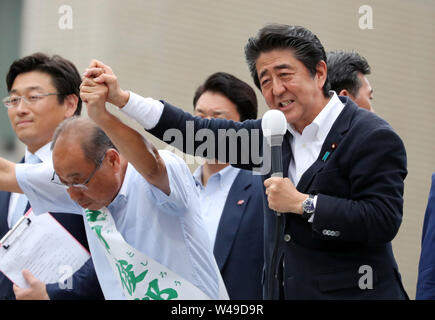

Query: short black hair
[[326, 50, 371, 97], [193, 72, 258, 121], [6, 52, 82, 116], [244, 24, 330, 97]]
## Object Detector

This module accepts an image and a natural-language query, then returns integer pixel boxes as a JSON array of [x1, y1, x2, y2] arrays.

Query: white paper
[[0, 210, 90, 288]]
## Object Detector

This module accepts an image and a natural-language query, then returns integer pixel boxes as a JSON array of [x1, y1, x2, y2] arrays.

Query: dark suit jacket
[[0, 159, 104, 300], [212, 169, 264, 300], [149, 96, 408, 299], [416, 172, 435, 299]]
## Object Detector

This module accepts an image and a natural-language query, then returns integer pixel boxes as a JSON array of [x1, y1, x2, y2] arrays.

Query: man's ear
[[315, 60, 328, 90], [63, 94, 79, 118], [105, 148, 121, 168], [338, 89, 351, 97]]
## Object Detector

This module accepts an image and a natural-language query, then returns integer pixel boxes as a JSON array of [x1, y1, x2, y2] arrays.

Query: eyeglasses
[[50, 154, 105, 190], [2, 93, 62, 109]]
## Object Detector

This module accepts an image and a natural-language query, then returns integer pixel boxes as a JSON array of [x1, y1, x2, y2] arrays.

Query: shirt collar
[[24, 142, 52, 163], [192, 165, 203, 187], [286, 91, 344, 142], [312, 91, 344, 142], [116, 163, 132, 199], [108, 163, 132, 214], [193, 165, 240, 190]]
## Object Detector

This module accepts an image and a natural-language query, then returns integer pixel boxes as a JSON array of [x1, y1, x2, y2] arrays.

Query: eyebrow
[[9, 86, 44, 94], [259, 64, 294, 81]]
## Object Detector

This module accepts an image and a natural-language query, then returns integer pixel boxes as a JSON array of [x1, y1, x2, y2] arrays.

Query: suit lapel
[[0, 157, 26, 238], [297, 98, 357, 193], [0, 192, 12, 238], [282, 131, 292, 179], [214, 170, 252, 271]]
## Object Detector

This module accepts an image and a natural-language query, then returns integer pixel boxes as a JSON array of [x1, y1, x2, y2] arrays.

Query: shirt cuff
[[120, 91, 164, 130], [307, 195, 318, 223]]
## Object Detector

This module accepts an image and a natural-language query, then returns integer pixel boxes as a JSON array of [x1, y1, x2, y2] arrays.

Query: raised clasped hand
[[82, 59, 129, 108]]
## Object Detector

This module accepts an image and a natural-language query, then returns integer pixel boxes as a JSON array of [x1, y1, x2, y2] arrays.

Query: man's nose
[[272, 78, 286, 97], [15, 99, 31, 114], [67, 187, 85, 202]]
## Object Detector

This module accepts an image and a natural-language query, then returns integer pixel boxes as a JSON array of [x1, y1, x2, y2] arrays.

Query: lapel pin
[[322, 151, 330, 162], [237, 200, 245, 206], [331, 143, 337, 150]]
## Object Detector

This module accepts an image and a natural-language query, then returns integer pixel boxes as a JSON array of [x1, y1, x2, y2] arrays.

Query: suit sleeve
[[312, 126, 407, 245], [416, 173, 435, 299], [148, 101, 264, 171], [46, 258, 104, 300]]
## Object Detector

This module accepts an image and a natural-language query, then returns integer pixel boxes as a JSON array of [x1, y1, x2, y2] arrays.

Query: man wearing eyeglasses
[[0, 72, 227, 300], [0, 53, 103, 300]]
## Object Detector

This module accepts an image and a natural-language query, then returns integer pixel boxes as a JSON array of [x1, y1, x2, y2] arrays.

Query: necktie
[[10, 154, 41, 226]]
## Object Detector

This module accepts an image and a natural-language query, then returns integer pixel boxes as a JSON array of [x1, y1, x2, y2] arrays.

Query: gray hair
[[51, 117, 117, 165]]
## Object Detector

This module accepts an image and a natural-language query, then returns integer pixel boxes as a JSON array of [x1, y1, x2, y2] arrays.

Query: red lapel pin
[[237, 200, 245, 206]]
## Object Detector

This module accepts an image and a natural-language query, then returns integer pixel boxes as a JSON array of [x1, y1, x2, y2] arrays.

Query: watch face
[[303, 198, 315, 214]]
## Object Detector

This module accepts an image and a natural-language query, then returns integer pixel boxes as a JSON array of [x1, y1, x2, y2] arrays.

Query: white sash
[[85, 207, 214, 300]]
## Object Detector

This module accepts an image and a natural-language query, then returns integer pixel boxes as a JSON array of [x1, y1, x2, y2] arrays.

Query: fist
[[264, 177, 306, 214]]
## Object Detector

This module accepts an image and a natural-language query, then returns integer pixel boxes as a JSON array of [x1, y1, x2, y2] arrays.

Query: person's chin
[[15, 127, 34, 140], [86, 203, 105, 211], [283, 110, 300, 125]]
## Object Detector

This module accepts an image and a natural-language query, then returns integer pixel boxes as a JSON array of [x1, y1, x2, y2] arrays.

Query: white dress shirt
[[193, 165, 240, 248], [16, 150, 221, 300], [287, 91, 344, 186], [7, 143, 53, 227]]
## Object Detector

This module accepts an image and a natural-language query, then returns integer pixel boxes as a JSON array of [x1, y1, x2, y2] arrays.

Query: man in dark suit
[[83, 24, 408, 299], [416, 172, 435, 299], [327, 50, 374, 112], [1, 53, 103, 299], [192, 72, 263, 299]]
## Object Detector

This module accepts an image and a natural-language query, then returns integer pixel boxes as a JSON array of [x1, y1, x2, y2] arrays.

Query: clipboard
[[0, 210, 90, 289], [0, 211, 32, 250]]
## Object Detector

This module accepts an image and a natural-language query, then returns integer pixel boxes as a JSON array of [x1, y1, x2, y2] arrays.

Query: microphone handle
[[270, 145, 283, 178], [265, 134, 285, 299]]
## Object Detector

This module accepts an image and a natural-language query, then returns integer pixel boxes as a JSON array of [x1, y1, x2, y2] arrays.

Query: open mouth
[[279, 100, 294, 109]]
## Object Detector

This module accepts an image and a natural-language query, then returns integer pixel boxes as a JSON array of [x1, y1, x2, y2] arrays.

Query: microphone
[[261, 109, 287, 300], [261, 110, 287, 178]]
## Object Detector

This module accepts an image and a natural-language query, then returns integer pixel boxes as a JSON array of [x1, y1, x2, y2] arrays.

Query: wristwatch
[[302, 194, 315, 220]]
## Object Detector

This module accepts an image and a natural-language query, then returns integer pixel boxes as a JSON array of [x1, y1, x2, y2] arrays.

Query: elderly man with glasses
[[0, 72, 227, 300]]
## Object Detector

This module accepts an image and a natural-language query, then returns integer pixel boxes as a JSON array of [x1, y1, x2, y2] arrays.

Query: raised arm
[[82, 60, 263, 171], [80, 76, 170, 195]]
